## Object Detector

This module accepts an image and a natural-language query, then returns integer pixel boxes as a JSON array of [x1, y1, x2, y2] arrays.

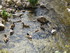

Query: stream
[[0, 0, 70, 53]]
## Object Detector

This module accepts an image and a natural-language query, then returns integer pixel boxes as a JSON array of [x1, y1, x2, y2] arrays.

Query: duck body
[[3, 34, 9, 43], [10, 22, 15, 30], [22, 22, 30, 28], [26, 33, 32, 40], [10, 29, 14, 35]]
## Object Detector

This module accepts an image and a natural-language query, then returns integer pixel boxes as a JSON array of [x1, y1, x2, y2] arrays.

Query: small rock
[[23, 2, 31, 8], [13, 13, 23, 17], [40, 3, 46, 8], [37, 16, 49, 25], [0, 22, 5, 31], [6, 8, 15, 13], [0, 18, 6, 24], [16, 0, 22, 6]]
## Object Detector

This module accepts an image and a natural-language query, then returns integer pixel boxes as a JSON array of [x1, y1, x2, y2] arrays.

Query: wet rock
[[6, 8, 15, 13], [23, 1, 31, 8], [13, 13, 23, 17], [5, 0, 13, 4], [0, 0, 2, 5], [40, 3, 46, 8], [0, 22, 5, 31], [23, 1, 37, 9], [0, 18, 6, 24], [16, 0, 22, 7], [2, 20, 6, 24], [22, 22, 30, 28], [37, 16, 49, 25]]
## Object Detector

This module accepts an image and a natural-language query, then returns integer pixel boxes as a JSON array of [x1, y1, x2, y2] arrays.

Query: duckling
[[3, 34, 9, 43], [10, 29, 14, 36], [35, 30, 39, 32], [10, 22, 15, 30], [26, 33, 32, 40], [40, 26, 45, 31], [51, 28, 57, 35], [22, 22, 30, 28]]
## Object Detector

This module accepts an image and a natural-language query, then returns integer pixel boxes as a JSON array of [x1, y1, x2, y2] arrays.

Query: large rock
[[0, 22, 5, 31]]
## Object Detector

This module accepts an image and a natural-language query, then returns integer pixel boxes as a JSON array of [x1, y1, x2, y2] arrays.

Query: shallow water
[[0, 0, 70, 53]]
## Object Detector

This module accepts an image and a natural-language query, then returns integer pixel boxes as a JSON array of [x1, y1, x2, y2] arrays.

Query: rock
[[23, 2, 31, 8], [16, 0, 22, 7], [13, 0, 17, 3], [40, 3, 46, 8], [0, 22, 5, 31], [6, 8, 15, 13], [0, 5, 3, 9], [0, 18, 3, 21], [0, 18, 6, 24], [37, 16, 49, 25], [0, 0, 2, 5]]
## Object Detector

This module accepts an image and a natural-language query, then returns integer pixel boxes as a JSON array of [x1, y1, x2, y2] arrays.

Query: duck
[[35, 29, 39, 32], [67, 8, 70, 12], [3, 34, 9, 43], [10, 22, 15, 30], [51, 28, 57, 35], [10, 29, 14, 36], [22, 22, 30, 28], [26, 33, 32, 40], [40, 26, 45, 31]]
